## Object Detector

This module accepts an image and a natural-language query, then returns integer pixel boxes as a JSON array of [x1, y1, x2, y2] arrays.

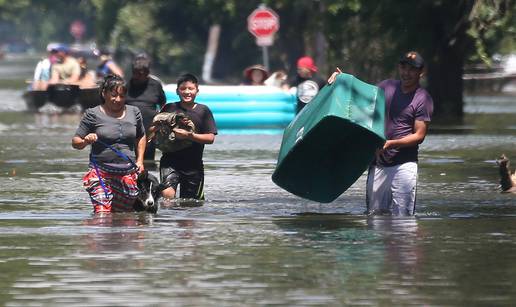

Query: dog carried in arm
[[148, 111, 196, 153], [497, 154, 516, 193]]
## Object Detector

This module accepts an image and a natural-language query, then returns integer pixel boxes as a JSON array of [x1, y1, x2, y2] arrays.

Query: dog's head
[[497, 154, 509, 168], [135, 170, 163, 213]]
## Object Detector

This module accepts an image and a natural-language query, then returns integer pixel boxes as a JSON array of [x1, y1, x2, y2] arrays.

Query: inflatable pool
[[163, 85, 296, 131]]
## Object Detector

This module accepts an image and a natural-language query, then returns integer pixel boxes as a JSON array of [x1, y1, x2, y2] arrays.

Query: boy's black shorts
[[160, 166, 204, 200]]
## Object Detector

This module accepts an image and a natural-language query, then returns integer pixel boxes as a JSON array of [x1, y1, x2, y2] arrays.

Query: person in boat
[[288, 56, 326, 113], [31, 45, 59, 91], [96, 49, 124, 78], [72, 74, 146, 213], [49, 45, 81, 85], [149, 73, 217, 201], [125, 53, 166, 163], [77, 56, 97, 88], [242, 64, 269, 85], [328, 51, 434, 216]]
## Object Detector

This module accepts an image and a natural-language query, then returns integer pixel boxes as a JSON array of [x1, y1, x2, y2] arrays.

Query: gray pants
[[366, 162, 418, 216]]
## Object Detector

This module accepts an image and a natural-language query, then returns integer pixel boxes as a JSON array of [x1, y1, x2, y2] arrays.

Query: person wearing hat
[[242, 64, 269, 85], [288, 56, 326, 113], [31, 45, 59, 90], [328, 51, 434, 216], [96, 49, 124, 78], [49, 45, 81, 84]]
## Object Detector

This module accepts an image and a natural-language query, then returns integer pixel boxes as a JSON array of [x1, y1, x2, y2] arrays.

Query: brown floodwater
[[0, 54, 515, 306]]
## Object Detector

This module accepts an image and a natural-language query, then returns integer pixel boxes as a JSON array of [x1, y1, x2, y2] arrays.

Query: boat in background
[[163, 85, 296, 131], [22, 90, 48, 111], [23, 84, 101, 112], [77, 87, 101, 109], [272, 73, 386, 203], [47, 84, 80, 107], [22, 41, 103, 112]]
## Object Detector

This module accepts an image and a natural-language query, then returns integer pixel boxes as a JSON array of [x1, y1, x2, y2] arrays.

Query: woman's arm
[[72, 133, 98, 150], [135, 135, 147, 170]]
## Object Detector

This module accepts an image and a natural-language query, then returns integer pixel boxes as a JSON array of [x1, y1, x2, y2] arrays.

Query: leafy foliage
[[1, 0, 515, 119]]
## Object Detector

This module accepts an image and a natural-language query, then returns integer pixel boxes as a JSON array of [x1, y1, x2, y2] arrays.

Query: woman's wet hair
[[176, 73, 199, 88], [100, 74, 127, 102]]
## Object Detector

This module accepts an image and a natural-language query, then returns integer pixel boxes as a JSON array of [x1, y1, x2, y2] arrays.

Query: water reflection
[[81, 213, 154, 269], [366, 217, 422, 276], [275, 215, 423, 278], [33, 111, 81, 128], [272, 214, 430, 305], [2, 56, 516, 305]]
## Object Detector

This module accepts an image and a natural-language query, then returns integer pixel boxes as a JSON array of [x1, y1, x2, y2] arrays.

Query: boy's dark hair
[[132, 54, 151, 72], [100, 74, 126, 102], [176, 73, 199, 88]]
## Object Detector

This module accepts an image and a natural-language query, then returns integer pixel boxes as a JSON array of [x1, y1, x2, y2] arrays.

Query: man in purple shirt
[[329, 51, 433, 216]]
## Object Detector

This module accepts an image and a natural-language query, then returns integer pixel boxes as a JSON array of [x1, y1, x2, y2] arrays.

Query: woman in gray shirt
[[72, 74, 146, 213]]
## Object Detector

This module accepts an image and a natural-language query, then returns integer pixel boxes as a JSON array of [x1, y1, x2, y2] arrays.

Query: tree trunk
[[314, 1, 328, 75], [425, 1, 476, 124], [427, 46, 465, 124], [202, 24, 221, 84]]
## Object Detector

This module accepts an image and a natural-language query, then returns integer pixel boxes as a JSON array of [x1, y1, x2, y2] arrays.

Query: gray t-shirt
[[376, 79, 433, 166], [75, 105, 145, 164]]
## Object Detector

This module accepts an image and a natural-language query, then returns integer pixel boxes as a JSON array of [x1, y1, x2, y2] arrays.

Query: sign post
[[247, 5, 279, 71]]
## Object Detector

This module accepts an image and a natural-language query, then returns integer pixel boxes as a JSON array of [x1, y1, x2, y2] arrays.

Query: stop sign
[[70, 20, 86, 40], [247, 7, 279, 38]]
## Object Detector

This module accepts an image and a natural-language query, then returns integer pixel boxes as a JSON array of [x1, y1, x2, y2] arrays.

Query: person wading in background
[[288, 56, 326, 113], [125, 54, 166, 164]]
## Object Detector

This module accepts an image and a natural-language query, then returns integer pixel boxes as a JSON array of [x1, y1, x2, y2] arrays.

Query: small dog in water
[[496, 154, 516, 193], [133, 170, 164, 213]]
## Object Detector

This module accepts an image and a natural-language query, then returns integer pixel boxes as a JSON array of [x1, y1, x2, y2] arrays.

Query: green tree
[[1, 0, 97, 50], [318, 0, 515, 122], [2, 0, 515, 122]]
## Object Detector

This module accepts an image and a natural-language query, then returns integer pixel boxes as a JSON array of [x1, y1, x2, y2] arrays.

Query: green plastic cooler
[[272, 73, 386, 203]]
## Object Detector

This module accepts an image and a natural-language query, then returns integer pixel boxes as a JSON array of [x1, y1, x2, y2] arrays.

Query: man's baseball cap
[[399, 51, 424, 69], [297, 56, 318, 72]]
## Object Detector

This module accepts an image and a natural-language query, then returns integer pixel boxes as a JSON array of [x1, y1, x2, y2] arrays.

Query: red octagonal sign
[[247, 7, 279, 38]]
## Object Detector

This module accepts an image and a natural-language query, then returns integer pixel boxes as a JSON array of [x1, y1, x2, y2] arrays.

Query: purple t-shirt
[[375, 79, 433, 166]]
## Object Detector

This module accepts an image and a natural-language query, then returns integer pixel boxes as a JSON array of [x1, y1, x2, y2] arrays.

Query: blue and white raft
[[163, 85, 296, 131]]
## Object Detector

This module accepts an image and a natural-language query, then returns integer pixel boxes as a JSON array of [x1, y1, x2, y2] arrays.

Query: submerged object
[[164, 85, 296, 130], [272, 73, 386, 203]]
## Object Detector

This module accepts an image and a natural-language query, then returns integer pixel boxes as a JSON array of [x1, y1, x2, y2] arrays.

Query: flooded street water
[[1, 55, 515, 306]]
